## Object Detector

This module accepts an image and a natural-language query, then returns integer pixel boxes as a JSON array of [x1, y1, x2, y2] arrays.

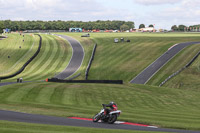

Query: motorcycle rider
[[102, 101, 118, 117]]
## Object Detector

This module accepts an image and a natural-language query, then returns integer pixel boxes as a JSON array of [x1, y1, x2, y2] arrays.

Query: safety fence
[[47, 78, 123, 84], [159, 51, 200, 87], [85, 44, 97, 80], [24, 30, 66, 33], [0, 34, 42, 80]]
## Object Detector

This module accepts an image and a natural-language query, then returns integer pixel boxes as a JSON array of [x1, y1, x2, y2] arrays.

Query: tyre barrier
[[0, 34, 42, 80], [85, 44, 97, 80], [47, 78, 123, 84], [159, 51, 200, 87]]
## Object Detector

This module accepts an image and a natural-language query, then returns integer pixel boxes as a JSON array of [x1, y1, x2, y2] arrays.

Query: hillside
[[0, 82, 200, 130], [163, 55, 200, 89], [0, 32, 200, 132], [0, 33, 39, 77], [62, 33, 200, 88], [1, 34, 72, 82]]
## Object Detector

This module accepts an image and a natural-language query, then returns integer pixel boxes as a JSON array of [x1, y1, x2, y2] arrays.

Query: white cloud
[[141, 0, 200, 29], [0, 0, 199, 30], [133, 0, 181, 5], [0, 0, 136, 22]]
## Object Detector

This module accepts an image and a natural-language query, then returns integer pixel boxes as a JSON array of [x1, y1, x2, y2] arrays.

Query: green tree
[[0, 20, 135, 31], [120, 24, 130, 31], [149, 24, 154, 27], [171, 25, 178, 31], [3, 20, 11, 29], [125, 21, 135, 29], [178, 25, 186, 31], [0, 21, 4, 33], [139, 24, 145, 29]]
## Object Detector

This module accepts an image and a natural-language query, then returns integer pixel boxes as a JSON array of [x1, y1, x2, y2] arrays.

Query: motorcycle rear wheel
[[108, 114, 117, 124]]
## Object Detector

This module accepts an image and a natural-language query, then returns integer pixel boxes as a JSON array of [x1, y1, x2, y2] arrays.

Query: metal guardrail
[[159, 51, 200, 87], [85, 44, 97, 80]]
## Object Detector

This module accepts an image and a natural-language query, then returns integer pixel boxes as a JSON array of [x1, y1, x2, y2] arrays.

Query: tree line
[[0, 20, 134, 33], [138, 24, 154, 29], [171, 24, 200, 31]]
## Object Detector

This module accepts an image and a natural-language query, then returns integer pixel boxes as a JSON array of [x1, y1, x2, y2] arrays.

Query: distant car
[[81, 33, 90, 37], [114, 38, 119, 43]]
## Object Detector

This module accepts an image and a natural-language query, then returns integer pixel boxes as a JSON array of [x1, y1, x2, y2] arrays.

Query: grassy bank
[[163, 55, 200, 89], [1, 34, 72, 82], [76, 32, 200, 84], [0, 120, 167, 133], [0, 33, 39, 77], [147, 43, 200, 86], [0, 82, 200, 130]]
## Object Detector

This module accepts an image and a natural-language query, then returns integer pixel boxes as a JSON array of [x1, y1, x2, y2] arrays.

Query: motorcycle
[[93, 104, 121, 124]]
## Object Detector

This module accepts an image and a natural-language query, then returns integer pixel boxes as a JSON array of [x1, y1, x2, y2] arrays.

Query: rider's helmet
[[110, 101, 116, 105], [110, 101, 118, 110]]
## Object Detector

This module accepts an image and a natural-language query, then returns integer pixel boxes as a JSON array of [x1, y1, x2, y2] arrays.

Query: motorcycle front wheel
[[108, 114, 117, 124], [93, 113, 101, 122]]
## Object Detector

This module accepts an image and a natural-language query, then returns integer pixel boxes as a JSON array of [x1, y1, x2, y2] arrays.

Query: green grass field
[[0, 120, 168, 133], [147, 44, 200, 86], [1, 33, 72, 82], [163, 55, 200, 89], [65, 32, 200, 87], [0, 33, 39, 77], [1, 32, 200, 132], [0, 82, 200, 130]]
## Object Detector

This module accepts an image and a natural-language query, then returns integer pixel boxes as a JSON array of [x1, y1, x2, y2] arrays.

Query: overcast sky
[[0, 0, 200, 29]]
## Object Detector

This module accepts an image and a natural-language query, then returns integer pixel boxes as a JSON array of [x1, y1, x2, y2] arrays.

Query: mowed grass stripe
[[36, 36, 70, 80], [147, 43, 200, 86], [0, 82, 200, 130], [6, 34, 51, 80], [161, 48, 200, 89], [5, 34, 34, 70], [0, 120, 164, 133], [85, 33, 200, 83], [27, 35, 58, 80], [3, 34, 72, 82], [0, 34, 37, 76], [36, 87, 56, 104], [50, 87, 65, 105], [24, 35, 55, 80], [6, 84, 39, 103], [89, 40, 169, 80]]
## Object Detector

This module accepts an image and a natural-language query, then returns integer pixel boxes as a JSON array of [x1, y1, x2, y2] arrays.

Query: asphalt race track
[[0, 82, 17, 87], [0, 110, 200, 133], [54, 34, 84, 79], [130, 41, 200, 84]]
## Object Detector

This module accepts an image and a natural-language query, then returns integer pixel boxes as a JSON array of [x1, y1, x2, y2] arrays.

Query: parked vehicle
[[114, 38, 119, 43]]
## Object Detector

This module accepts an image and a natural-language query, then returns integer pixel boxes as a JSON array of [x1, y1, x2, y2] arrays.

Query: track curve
[[0, 110, 199, 133], [130, 41, 200, 84], [53, 34, 84, 79]]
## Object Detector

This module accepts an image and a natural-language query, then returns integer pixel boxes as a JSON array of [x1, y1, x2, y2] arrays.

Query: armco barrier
[[48, 78, 123, 84], [85, 44, 97, 80], [159, 51, 200, 87], [0, 34, 42, 80]]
